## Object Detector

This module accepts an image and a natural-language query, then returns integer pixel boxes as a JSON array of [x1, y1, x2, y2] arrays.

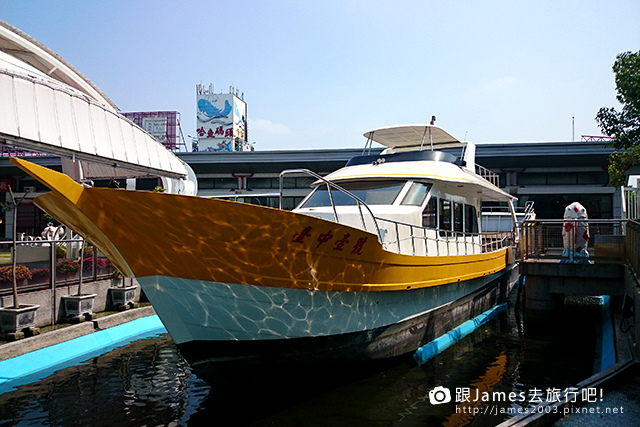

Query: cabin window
[[439, 199, 451, 235], [401, 182, 432, 206], [453, 202, 463, 232], [301, 180, 406, 207], [465, 204, 479, 233], [422, 197, 437, 228]]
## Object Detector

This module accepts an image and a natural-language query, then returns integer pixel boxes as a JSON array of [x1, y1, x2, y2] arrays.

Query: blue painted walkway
[[0, 315, 167, 395]]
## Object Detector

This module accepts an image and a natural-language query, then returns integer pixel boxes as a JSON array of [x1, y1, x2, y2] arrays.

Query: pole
[[77, 239, 84, 296], [8, 186, 31, 309], [9, 187, 18, 309]]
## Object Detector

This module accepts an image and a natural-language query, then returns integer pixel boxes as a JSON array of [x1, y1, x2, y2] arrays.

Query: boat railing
[[520, 219, 628, 263], [279, 169, 383, 242], [374, 216, 514, 256], [279, 168, 513, 256], [475, 164, 500, 187], [482, 201, 535, 219]]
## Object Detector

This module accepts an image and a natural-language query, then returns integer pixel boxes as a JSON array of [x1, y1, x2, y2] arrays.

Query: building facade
[[0, 139, 619, 239], [195, 84, 249, 153]]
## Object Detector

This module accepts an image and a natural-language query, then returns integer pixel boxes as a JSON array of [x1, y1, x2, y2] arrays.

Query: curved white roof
[[0, 20, 196, 193], [323, 158, 514, 202], [363, 125, 462, 149], [0, 20, 117, 110]]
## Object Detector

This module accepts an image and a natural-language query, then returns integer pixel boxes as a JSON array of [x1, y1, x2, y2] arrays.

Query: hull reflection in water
[[0, 289, 598, 426]]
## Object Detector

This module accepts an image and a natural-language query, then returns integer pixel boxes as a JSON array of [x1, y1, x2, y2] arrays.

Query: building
[[121, 111, 185, 152], [195, 84, 249, 153], [177, 140, 618, 219], [0, 137, 619, 239]]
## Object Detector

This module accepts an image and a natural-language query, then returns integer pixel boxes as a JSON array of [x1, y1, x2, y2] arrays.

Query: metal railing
[[279, 169, 516, 257], [626, 220, 640, 278], [279, 169, 383, 242], [622, 187, 639, 220], [520, 219, 628, 263], [375, 217, 514, 256], [475, 164, 500, 187], [0, 237, 117, 297], [279, 169, 516, 256]]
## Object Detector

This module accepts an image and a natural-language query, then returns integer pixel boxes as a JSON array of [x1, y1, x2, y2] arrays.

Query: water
[[0, 286, 602, 426]]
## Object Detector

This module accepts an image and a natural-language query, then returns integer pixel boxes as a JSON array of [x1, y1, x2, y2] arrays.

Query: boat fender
[[413, 303, 506, 365]]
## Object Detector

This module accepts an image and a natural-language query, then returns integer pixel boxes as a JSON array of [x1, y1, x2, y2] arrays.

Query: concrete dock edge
[[0, 305, 157, 361]]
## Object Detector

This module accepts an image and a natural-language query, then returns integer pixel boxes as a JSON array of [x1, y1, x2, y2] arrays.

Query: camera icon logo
[[429, 386, 452, 405]]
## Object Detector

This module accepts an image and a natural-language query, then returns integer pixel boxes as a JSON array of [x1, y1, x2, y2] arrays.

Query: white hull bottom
[[136, 267, 516, 383], [138, 273, 503, 345]]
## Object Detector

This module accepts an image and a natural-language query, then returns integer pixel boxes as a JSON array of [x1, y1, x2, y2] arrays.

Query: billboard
[[121, 111, 181, 150], [142, 117, 168, 144], [196, 84, 249, 152]]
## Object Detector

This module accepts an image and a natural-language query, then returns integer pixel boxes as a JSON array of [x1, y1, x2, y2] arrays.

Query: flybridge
[[0, 20, 197, 195], [363, 124, 462, 151], [360, 124, 478, 175]]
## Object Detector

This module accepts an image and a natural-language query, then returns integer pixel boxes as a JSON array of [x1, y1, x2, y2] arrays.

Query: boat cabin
[[291, 125, 518, 257]]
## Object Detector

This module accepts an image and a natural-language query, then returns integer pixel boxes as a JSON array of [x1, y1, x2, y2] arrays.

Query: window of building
[[213, 178, 237, 189]]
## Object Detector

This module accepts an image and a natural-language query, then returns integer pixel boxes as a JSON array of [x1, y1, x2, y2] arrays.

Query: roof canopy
[[363, 125, 462, 150], [0, 20, 117, 110], [0, 19, 196, 194]]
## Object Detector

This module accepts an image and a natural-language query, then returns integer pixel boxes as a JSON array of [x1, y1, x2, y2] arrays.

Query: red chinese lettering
[[215, 126, 224, 136], [197, 127, 206, 137], [225, 128, 233, 137], [292, 226, 313, 243], [351, 237, 368, 255], [333, 233, 350, 251], [316, 230, 334, 248], [207, 128, 215, 138]]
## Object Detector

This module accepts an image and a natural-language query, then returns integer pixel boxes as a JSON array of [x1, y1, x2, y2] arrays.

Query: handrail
[[279, 169, 383, 242], [519, 219, 628, 263], [279, 168, 514, 256], [627, 220, 640, 278], [374, 216, 513, 256], [475, 164, 500, 187]]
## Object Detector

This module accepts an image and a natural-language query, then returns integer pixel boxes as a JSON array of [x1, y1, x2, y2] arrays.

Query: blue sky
[[2, 1, 639, 150]]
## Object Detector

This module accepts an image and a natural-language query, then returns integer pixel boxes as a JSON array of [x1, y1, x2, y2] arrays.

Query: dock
[[499, 219, 640, 425]]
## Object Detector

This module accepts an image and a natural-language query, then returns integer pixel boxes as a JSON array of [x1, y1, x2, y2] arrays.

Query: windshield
[[301, 180, 407, 208]]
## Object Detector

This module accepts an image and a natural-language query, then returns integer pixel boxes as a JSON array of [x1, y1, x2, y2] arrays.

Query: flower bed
[[0, 264, 33, 281]]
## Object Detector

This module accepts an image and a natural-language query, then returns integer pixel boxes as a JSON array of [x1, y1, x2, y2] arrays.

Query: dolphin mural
[[198, 98, 232, 119]]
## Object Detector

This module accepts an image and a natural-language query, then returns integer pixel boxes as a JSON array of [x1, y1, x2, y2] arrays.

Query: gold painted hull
[[11, 158, 508, 294]]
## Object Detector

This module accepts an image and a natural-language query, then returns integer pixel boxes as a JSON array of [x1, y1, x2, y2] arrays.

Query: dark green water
[[0, 285, 601, 426]]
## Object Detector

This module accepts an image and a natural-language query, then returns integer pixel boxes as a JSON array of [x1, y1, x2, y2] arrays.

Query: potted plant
[[108, 269, 138, 311], [0, 186, 39, 341], [0, 265, 38, 338], [60, 240, 96, 323]]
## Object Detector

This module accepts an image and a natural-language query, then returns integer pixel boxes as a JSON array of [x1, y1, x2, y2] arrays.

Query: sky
[[1, 0, 639, 150]]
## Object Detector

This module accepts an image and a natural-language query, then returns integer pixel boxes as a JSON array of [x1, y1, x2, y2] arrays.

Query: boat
[[11, 124, 521, 382]]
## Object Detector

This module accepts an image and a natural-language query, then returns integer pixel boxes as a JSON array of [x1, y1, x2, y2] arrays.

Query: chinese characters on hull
[[292, 226, 368, 255]]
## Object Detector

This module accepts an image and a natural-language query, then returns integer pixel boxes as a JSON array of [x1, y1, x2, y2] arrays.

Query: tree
[[596, 50, 640, 186]]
